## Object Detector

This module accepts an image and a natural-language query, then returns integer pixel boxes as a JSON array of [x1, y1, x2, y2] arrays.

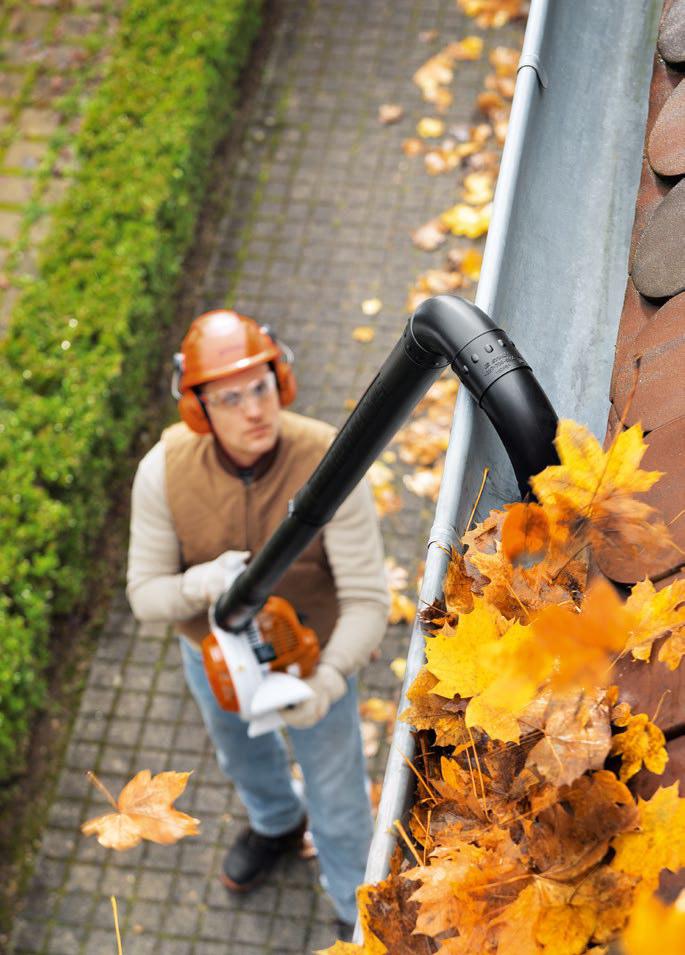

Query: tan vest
[[163, 410, 339, 648]]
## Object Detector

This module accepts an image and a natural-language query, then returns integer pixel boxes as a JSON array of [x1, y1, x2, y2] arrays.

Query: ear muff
[[261, 326, 297, 407], [172, 352, 212, 434], [179, 390, 212, 433]]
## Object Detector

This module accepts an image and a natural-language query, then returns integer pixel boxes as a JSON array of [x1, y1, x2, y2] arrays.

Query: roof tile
[[648, 78, 685, 175], [625, 292, 685, 431], [628, 158, 670, 271], [609, 279, 658, 406], [658, 0, 685, 64], [632, 177, 685, 298]]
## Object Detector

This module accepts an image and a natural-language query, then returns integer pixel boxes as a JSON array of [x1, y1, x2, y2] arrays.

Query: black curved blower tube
[[214, 294, 559, 633]]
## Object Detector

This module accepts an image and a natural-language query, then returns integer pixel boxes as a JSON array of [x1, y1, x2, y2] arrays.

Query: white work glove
[[180, 550, 250, 609], [279, 663, 348, 729]]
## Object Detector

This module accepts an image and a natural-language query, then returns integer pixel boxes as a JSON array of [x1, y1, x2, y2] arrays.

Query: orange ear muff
[[178, 391, 212, 433], [274, 357, 297, 406]]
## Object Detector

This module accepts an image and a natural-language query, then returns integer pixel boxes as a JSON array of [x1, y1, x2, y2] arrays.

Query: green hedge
[[0, 0, 262, 779]]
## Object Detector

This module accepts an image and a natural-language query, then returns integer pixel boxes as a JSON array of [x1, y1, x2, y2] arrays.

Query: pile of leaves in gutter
[[320, 418, 685, 954]]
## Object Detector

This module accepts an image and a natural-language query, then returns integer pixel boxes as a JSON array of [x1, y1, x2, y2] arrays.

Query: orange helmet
[[172, 309, 296, 433]]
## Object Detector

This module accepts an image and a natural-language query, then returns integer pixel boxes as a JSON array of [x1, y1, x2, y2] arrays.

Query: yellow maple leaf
[[610, 708, 668, 782], [530, 420, 673, 564], [611, 783, 685, 890], [81, 770, 200, 850], [624, 577, 685, 665], [621, 890, 685, 955], [424, 597, 508, 699]]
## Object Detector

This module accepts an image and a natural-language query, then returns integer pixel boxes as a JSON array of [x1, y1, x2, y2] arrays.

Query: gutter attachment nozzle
[[215, 294, 558, 633]]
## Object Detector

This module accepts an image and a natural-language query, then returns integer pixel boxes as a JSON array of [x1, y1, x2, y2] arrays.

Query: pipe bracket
[[518, 53, 548, 88]]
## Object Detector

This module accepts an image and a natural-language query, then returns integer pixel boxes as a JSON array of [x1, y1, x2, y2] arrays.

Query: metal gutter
[[363, 0, 660, 893]]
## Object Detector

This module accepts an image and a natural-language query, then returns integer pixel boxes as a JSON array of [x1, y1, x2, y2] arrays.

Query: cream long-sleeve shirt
[[126, 441, 390, 676]]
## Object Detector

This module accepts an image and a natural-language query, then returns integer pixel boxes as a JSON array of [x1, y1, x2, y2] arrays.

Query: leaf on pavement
[[82, 770, 200, 850], [352, 326, 375, 343]]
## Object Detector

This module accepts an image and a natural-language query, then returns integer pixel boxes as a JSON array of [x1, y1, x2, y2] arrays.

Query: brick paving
[[0, 0, 123, 332], [8, 1, 522, 953]]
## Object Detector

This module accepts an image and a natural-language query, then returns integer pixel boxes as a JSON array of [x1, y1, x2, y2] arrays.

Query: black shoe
[[335, 919, 355, 942], [220, 816, 307, 892]]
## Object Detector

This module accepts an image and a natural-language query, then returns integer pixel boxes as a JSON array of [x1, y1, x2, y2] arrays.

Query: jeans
[[180, 637, 373, 924]]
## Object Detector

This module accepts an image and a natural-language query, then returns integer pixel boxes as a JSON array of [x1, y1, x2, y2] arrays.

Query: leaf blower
[[205, 294, 559, 735]]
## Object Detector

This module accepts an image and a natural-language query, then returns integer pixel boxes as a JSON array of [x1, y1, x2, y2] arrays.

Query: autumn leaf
[[389, 657, 406, 680], [501, 502, 552, 568], [621, 891, 685, 955], [362, 297, 383, 316], [440, 201, 492, 238], [388, 591, 416, 625], [411, 217, 448, 251], [529, 578, 631, 689], [458, 0, 527, 29], [462, 170, 495, 204], [623, 576, 685, 666], [360, 698, 397, 723], [522, 691, 612, 788], [352, 326, 375, 343], [366, 460, 402, 518], [611, 783, 685, 890], [417, 117, 446, 138], [400, 668, 469, 747], [378, 104, 403, 124], [530, 420, 675, 566], [610, 707, 668, 782], [81, 770, 200, 850], [460, 248, 483, 280], [521, 771, 638, 882], [443, 548, 475, 615], [423, 597, 508, 699]]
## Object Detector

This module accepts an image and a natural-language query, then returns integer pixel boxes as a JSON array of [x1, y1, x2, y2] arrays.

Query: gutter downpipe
[[360, 0, 552, 897]]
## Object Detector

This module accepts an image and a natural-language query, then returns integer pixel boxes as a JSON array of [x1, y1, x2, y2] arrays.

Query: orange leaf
[[501, 502, 552, 567], [610, 708, 668, 782], [82, 770, 200, 850]]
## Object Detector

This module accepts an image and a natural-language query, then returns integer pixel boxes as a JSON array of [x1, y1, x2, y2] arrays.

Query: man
[[126, 309, 389, 935]]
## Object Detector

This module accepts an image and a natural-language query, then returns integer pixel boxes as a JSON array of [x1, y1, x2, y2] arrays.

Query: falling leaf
[[352, 326, 375, 343], [378, 103, 404, 124], [440, 202, 492, 238], [417, 117, 446, 138], [82, 770, 200, 850], [621, 891, 685, 955], [390, 657, 406, 680], [531, 419, 675, 566], [501, 502, 552, 568], [411, 217, 448, 251], [610, 707, 668, 783], [611, 783, 685, 890], [529, 578, 631, 690], [362, 297, 383, 316]]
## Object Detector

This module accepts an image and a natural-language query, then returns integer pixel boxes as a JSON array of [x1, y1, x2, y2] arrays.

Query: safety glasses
[[200, 370, 277, 411]]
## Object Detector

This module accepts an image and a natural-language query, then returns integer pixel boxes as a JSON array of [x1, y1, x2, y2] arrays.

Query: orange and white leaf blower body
[[202, 596, 320, 737]]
